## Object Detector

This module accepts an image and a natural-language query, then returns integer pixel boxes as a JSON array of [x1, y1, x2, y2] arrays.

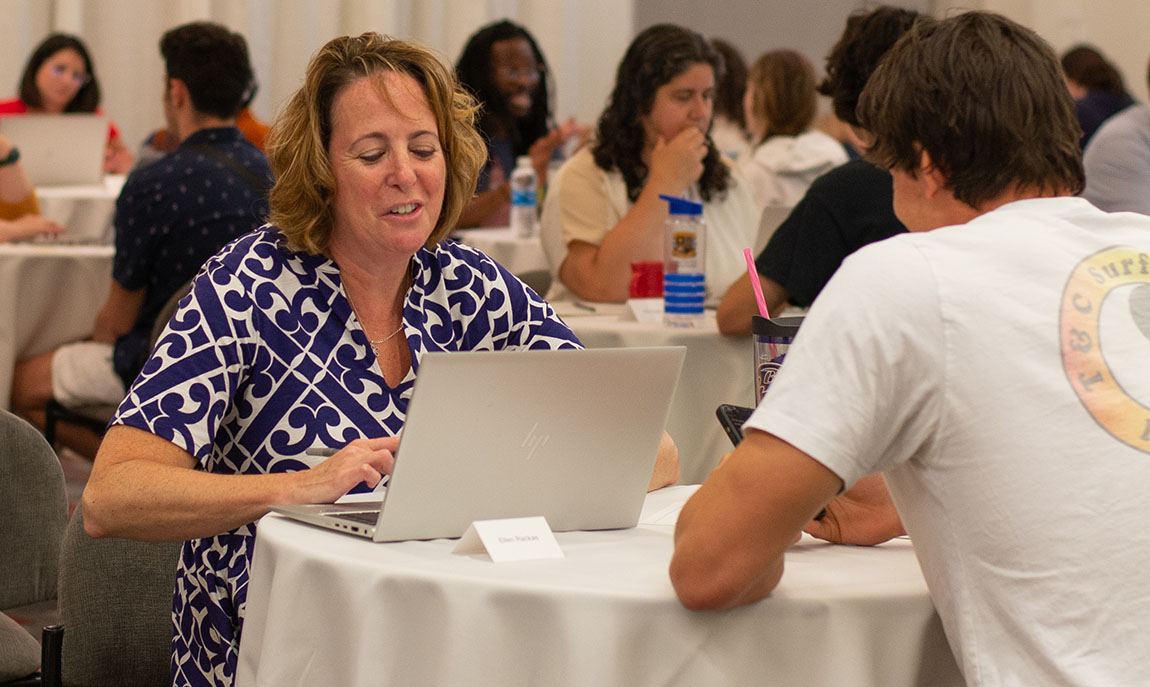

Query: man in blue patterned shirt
[[11, 22, 271, 458]]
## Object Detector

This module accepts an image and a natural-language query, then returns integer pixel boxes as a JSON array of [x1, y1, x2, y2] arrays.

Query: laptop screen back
[[371, 346, 685, 542], [0, 114, 107, 186]]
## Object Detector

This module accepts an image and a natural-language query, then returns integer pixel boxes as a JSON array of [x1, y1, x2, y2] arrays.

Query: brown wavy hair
[[266, 32, 486, 254], [747, 49, 817, 145], [817, 6, 925, 128], [859, 12, 1084, 208], [592, 24, 730, 203]]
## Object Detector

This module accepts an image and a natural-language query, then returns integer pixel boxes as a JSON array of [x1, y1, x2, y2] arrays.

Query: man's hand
[[803, 474, 905, 545], [526, 116, 590, 186]]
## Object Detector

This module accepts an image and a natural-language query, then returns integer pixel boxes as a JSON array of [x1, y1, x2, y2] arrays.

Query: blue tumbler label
[[663, 272, 704, 315]]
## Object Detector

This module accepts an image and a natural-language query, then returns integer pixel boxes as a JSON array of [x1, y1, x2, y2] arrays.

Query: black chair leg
[[40, 625, 62, 687], [43, 399, 110, 449]]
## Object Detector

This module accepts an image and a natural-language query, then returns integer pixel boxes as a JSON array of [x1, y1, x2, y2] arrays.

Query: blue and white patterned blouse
[[111, 225, 581, 687]]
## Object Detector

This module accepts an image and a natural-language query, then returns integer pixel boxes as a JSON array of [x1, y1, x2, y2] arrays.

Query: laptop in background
[[0, 114, 106, 186], [270, 346, 685, 542]]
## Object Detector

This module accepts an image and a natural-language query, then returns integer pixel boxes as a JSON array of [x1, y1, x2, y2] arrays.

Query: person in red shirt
[[1, 33, 133, 173]]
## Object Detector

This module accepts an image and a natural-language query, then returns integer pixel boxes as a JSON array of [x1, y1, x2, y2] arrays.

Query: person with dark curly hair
[[0, 33, 133, 172], [540, 23, 759, 303], [716, 6, 921, 335], [454, 20, 587, 228]]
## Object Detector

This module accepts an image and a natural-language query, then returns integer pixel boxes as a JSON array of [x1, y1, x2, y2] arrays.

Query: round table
[[35, 174, 125, 244], [0, 243, 113, 409], [452, 227, 549, 276], [236, 485, 963, 687]]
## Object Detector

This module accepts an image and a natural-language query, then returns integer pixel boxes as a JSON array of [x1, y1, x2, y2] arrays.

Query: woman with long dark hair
[[540, 24, 759, 302], [0, 33, 133, 172], [455, 20, 586, 227]]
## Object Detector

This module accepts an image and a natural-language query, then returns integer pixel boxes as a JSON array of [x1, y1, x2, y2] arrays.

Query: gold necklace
[[346, 291, 405, 356]]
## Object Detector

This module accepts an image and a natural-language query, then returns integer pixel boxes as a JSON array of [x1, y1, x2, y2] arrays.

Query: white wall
[[633, 0, 934, 82], [958, 0, 1150, 102]]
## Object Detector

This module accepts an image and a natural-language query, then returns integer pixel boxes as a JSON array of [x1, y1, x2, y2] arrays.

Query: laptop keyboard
[[334, 511, 380, 525]]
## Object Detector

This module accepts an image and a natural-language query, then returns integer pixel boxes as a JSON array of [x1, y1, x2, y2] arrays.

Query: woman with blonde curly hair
[[82, 32, 611, 687]]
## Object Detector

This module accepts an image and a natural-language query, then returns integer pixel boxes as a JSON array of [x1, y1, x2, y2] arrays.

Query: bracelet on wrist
[[0, 147, 19, 167]]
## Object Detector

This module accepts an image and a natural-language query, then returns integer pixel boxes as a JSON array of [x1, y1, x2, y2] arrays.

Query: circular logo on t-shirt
[[1060, 246, 1150, 453]]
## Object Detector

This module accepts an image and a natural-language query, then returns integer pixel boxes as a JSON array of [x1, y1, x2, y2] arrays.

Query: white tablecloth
[[35, 174, 125, 244], [237, 485, 963, 687], [0, 243, 113, 409], [453, 226, 549, 276], [557, 305, 752, 484]]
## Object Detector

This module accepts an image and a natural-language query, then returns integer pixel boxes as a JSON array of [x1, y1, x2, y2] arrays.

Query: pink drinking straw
[[743, 248, 770, 319]]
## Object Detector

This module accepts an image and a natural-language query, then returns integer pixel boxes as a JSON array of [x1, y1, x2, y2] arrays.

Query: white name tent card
[[626, 297, 665, 324], [452, 516, 564, 562]]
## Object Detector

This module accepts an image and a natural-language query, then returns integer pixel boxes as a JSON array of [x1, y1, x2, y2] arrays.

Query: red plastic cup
[[629, 261, 664, 298]]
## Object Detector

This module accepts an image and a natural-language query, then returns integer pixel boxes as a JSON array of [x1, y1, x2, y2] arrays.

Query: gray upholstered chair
[[515, 269, 553, 298], [0, 410, 68, 685], [0, 614, 42, 685], [49, 504, 181, 687]]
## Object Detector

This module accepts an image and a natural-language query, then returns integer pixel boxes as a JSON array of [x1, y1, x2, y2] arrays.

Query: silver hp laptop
[[0, 113, 106, 186], [270, 346, 685, 542]]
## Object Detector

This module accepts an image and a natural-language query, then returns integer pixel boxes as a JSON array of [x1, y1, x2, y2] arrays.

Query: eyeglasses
[[496, 66, 543, 82], [51, 63, 91, 87]]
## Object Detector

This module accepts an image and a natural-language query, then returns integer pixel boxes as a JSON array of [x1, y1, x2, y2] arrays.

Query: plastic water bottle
[[509, 156, 538, 238], [660, 194, 706, 327]]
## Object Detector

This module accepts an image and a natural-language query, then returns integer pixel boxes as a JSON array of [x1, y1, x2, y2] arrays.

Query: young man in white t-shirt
[[670, 11, 1150, 687]]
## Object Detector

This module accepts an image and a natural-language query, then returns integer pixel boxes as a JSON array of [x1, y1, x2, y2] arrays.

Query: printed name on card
[[452, 516, 564, 562]]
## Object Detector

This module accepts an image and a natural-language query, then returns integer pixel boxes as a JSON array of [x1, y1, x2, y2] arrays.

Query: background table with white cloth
[[555, 304, 752, 484], [452, 227, 549, 277], [237, 485, 963, 687], [0, 243, 113, 409], [35, 174, 125, 244]]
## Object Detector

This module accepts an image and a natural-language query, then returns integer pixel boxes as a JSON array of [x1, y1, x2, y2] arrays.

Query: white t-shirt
[[746, 197, 1150, 686], [540, 146, 761, 300]]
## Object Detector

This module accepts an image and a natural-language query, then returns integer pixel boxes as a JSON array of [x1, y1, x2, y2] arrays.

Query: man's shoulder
[[806, 158, 887, 193], [1089, 103, 1150, 145]]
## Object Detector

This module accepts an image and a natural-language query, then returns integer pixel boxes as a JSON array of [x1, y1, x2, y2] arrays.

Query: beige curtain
[[0, 0, 634, 150]]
